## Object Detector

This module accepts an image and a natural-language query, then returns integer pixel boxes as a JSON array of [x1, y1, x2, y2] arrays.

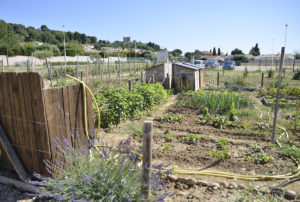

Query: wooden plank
[[62, 86, 72, 147], [21, 73, 40, 174], [14, 73, 34, 172], [67, 85, 76, 147], [0, 175, 39, 193], [0, 122, 29, 180], [42, 90, 56, 167], [28, 73, 51, 175], [86, 87, 94, 141], [0, 73, 13, 169]]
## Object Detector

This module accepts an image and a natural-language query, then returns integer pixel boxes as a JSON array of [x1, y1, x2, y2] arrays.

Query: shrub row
[[259, 86, 300, 97], [177, 90, 252, 114], [95, 83, 168, 128]]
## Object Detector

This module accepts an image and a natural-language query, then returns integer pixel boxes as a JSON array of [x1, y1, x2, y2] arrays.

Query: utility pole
[[62, 25, 67, 67]]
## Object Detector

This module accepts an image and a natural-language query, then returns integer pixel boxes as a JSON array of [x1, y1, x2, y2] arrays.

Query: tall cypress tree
[[213, 47, 216, 56], [217, 48, 221, 55]]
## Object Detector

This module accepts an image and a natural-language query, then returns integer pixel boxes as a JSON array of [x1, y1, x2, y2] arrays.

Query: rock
[[260, 187, 270, 194], [251, 188, 259, 194], [284, 190, 296, 200], [261, 97, 269, 106], [237, 184, 246, 190], [219, 181, 229, 188], [186, 178, 196, 186], [228, 183, 238, 189], [177, 177, 187, 184], [182, 184, 189, 189], [196, 180, 208, 186], [174, 183, 181, 190], [167, 174, 178, 182], [208, 183, 220, 190], [270, 187, 284, 196]]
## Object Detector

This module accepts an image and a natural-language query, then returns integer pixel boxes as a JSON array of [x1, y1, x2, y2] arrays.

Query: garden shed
[[173, 63, 203, 92], [145, 63, 172, 88]]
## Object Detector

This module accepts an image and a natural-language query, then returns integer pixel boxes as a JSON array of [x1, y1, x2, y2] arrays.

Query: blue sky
[[1, 0, 299, 54]]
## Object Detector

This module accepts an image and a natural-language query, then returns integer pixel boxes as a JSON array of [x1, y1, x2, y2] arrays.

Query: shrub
[[177, 90, 252, 114], [233, 55, 248, 63], [96, 83, 168, 128], [293, 71, 300, 80], [267, 69, 274, 78], [28, 138, 173, 201]]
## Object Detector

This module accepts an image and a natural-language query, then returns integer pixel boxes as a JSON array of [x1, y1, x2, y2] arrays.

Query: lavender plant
[[28, 137, 173, 201]]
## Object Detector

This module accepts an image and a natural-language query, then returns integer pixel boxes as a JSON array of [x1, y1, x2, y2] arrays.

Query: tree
[[172, 49, 182, 57], [249, 43, 260, 56], [80, 34, 87, 44], [213, 47, 216, 56], [66, 42, 84, 56], [0, 20, 20, 66], [231, 48, 243, 55], [184, 52, 194, 60], [41, 25, 49, 32], [217, 48, 221, 55]]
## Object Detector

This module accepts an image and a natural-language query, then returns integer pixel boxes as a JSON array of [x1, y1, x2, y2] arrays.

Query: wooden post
[[141, 71, 144, 84], [141, 121, 153, 201], [76, 59, 79, 78], [276, 60, 278, 71], [80, 72, 83, 81], [217, 72, 220, 89], [0, 122, 29, 180], [293, 59, 295, 72], [1, 59, 3, 72], [26, 60, 30, 72], [261, 73, 264, 87], [259, 60, 261, 70], [222, 67, 224, 76], [283, 68, 286, 79], [152, 75, 155, 83], [128, 80, 132, 91], [272, 47, 285, 144]]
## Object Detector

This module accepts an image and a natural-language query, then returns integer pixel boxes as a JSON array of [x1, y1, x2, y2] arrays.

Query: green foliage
[[293, 71, 300, 80], [154, 113, 185, 123], [66, 42, 84, 56], [295, 54, 300, 59], [259, 86, 300, 97], [229, 102, 236, 121], [96, 83, 168, 128], [218, 138, 229, 150], [162, 144, 173, 151], [33, 49, 54, 60], [231, 48, 243, 55], [253, 153, 273, 164], [165, 132, 174, 142], [177, 90, 252, 114], [213, 47, 216, 56], [172, 49, 182, 57], [267, 69, 275, 78], [277, 144, 300, 162], [206, 151, 231, 160], [131, 128, 143, 138], [249, 43, 260, 56], [234, 55, 249, 63], [217, 48, 221, 55], [243, 68, 249, 78], [254, 122, 271, 131], [251, 144, 262, 152], [181, 134, 201, 144], [203, 107, 209, 116]]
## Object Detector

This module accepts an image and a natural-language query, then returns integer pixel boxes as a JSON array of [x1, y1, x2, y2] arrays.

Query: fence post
[[1, 59, 3, 72], [222, 67, 224, 76], [76, 60, 79, 78], [276, 60, 278, 71], [217, 72, 220, 89], [272, 47, 285, 144], [151, 75, 155, 83], [261, 73, 264, 88], [293, 59, 295, 72], [128, 80, 132, 91], [141, 121, 153, 201], [141, 71, 144, 84], [80, 72, 83, 81]]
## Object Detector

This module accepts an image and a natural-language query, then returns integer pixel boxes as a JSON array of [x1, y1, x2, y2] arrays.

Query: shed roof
[[174, 63, 203, 70]]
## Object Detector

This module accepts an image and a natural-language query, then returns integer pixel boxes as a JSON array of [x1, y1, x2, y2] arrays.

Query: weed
[[254, 122, 271, 131], [218, 137, 229, 150], [154, 113, 185, 123], [253, 153, 273, 164], [181, 134, 201, 144], [206, 151, 231, 160], [251, 144, 262, 152], [162, 144, 173, 151], [165, 132, 174, 142], [131, 128, 143, 138]]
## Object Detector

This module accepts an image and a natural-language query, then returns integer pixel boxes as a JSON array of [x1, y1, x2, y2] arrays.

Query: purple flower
[[109, 195, 115, 201]]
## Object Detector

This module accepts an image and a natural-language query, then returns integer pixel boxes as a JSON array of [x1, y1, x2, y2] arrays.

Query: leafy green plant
[[177, 90, 252, 114], [251, 144, 262, 152], [181, 134, 201, 144], [165, 131, 174, 142], [218, 137, 229, 150], [206, 151, 231, 160], [243, 68, 249, 78], [131, 128, 143, 138], [244, 155, 251, 161], [154, 113, 185, 123], [253, 153, 273, 164], [267, 69, 274, 78], [293, 71, 300, 80], [229, 102, 236, 121], [254, 122, 271, 131], [162, 144, 173, 151]]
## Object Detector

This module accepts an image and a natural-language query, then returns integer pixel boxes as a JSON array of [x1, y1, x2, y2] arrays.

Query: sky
[[1, 0, 299, 54]]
